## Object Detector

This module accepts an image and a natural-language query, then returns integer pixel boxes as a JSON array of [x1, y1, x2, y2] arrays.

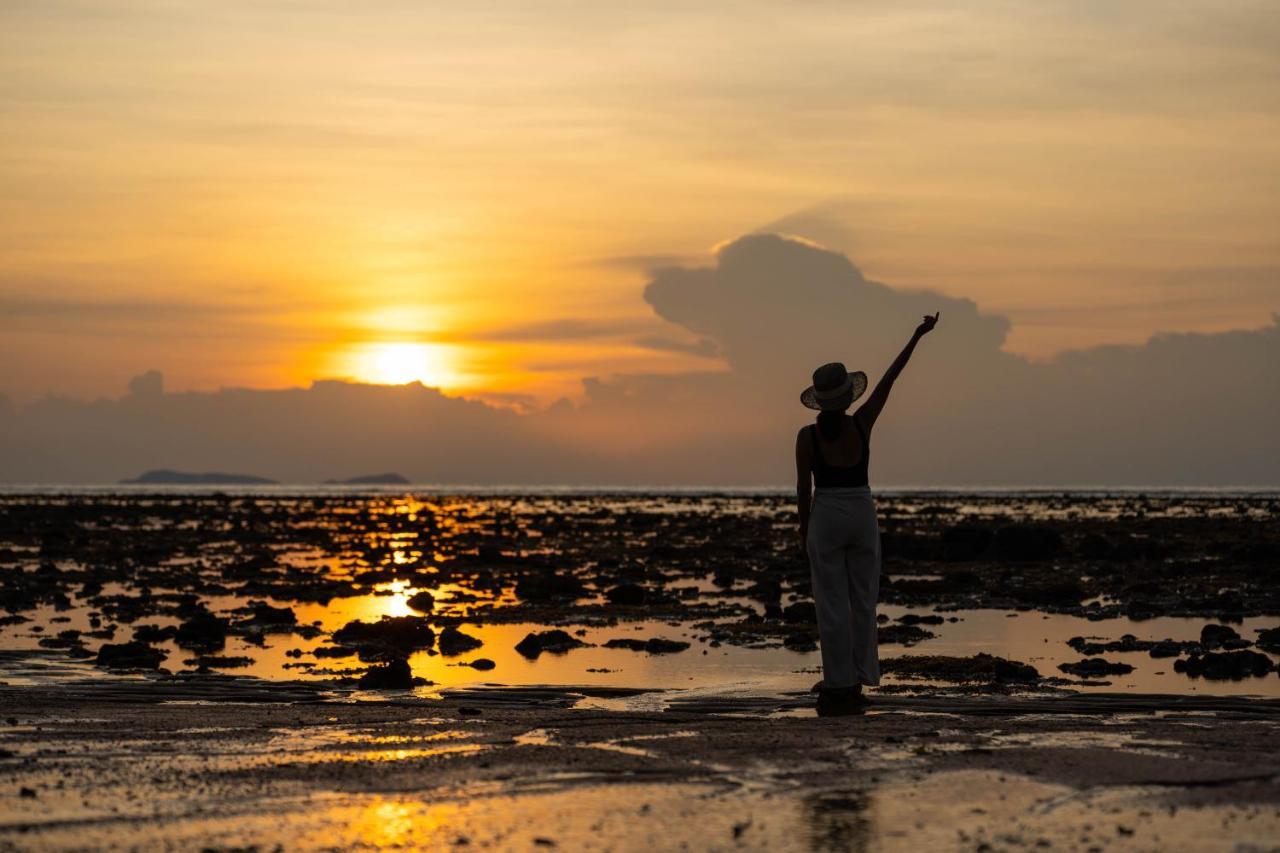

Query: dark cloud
[[1, 234, 1275, 486]]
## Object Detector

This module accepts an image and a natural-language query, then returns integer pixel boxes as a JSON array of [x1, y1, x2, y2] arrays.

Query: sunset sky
[[2, 0, 1277, 407]]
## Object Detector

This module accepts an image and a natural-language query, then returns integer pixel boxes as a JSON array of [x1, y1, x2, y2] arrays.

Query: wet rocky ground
[[1, 491, 1277, 695]]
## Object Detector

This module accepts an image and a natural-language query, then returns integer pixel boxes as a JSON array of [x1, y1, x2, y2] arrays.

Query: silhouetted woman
[[796, 312, 938, 715]]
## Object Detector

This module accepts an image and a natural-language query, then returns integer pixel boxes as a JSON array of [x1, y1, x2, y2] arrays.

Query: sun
[[347, 341, 456, 388]]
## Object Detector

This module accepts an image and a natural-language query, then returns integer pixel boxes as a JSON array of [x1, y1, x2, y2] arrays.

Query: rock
[[603, 637, 691, 654], [1067, 634, 1158, 655], [358, 658, 416, 690], [438, 626, 484, 656], [1256, 626, 1280, 654], [882, 653, 1040, 684], [1058, 658, 1134, 677], [877, 624, 935, 646], [782, 601, 817, 624], [468, 658, 496, 671], [1200, 624, 1244, 649], [235, 601, 297, 629], [897, 614, 944, 626], [187, 655, 254, 670], [992, 525, 1062, 562], [174, 611, 229, 651], [313, 645, 359, 658], [514, 629, 587, 658], [406, 591, 435, 613], [1023, 579, 1086, 607], [1149, 640, 1189, 658], [332, 616, 435, 656], [95, 641, 166, 670], [783, 631, 817, 652], [939, 525, 994, 561], [131, 624, 177, 644], [1174, 650, 1274, 680], [605, 583, 648, 606], [515, 574, 586, 602]]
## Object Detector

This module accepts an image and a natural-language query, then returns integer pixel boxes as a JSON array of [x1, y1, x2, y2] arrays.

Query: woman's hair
[[816, 391, 852, 440], [816, 410, 843, 440]]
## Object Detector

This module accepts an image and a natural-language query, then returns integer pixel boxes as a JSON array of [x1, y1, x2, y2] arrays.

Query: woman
[[796, 312, 939, 715]]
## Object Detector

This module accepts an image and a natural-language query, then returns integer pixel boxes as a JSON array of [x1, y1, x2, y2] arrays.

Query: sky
[[1, 2, 1277, 484]]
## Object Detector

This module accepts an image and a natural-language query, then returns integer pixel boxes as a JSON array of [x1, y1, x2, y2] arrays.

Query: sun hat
[[800, 362, 867, 411]]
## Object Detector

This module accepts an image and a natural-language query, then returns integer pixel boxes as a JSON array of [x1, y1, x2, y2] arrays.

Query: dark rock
[[95, 641, 166, 670], [783, 631, 817, 652], [515, 574, 586, 602], [1199, 624, 1244, 649], [1023, 579, 1086, 607], [187, 655, 254, 670], [174, 611, 229, 651], [877, 624, 935, 646], [897, 613, 944, 626], [131, 624, 177, 644], [1058, 658, 1134, 677], [1067, 634, 1167, 655], [1256, 626, 1280, 654], [1149, 640, 1191, 658], [313, 645, 359, 658], [882, 653, 1040, 683], [992, 526, 1062, 562], [605, 583, 648, 606], [783, 601, 817, 624], [406, 591, 435, 613], [939, 525, 994, 561], [1175, 650, 1274, 680], [468, 658, 496, 671], [333, 616, 435, 656], [438, 626, 484, 656], [603, 637, 691, 654], [514, 629, 587, 658], [235, 601, 297, 629], [358, 658, 416, 690]]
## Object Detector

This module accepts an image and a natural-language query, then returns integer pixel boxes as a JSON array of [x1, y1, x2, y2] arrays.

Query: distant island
[[322, 473, 411, 485], [120, 469, 278, 485]]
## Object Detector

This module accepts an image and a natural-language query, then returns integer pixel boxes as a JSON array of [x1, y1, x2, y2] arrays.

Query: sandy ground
[[1, 681, 1277, 852]]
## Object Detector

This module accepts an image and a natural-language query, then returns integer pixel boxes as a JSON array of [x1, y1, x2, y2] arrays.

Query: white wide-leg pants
[[805, 486, 881, 688]]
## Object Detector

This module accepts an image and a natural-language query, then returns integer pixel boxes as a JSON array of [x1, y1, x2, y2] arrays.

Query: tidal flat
[[1, 490, 1277, 849]]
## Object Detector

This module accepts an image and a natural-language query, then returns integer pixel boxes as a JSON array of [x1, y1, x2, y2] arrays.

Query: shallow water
[[7, 584, 1278, 698]]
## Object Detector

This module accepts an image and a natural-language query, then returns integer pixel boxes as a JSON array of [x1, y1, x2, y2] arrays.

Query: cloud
[[1, 234, 1275, 486]]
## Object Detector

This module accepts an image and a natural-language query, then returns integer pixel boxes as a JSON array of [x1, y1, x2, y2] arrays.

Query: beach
[[1, 490, 1278, 849]]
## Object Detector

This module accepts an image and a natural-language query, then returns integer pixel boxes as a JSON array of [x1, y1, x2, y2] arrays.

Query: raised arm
[[855, 312, 938, 432]]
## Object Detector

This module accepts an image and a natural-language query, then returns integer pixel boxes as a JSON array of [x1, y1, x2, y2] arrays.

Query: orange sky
[[2, 1, 1277, 405]]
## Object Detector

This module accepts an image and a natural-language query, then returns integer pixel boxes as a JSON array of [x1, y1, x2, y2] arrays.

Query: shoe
[[815, 685, 865, 717]]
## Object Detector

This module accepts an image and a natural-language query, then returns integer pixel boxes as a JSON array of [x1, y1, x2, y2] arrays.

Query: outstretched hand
[[915, 311, 940, 337]]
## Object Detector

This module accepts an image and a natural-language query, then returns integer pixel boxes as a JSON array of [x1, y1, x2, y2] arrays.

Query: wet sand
[[2, 681, 1278, 851]]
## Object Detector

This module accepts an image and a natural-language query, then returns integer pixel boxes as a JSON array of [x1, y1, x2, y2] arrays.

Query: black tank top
[[810, 419, 870, 488]]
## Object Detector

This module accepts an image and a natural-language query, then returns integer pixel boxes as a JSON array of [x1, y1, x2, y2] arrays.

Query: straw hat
[[800, 362, 867, 411]]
